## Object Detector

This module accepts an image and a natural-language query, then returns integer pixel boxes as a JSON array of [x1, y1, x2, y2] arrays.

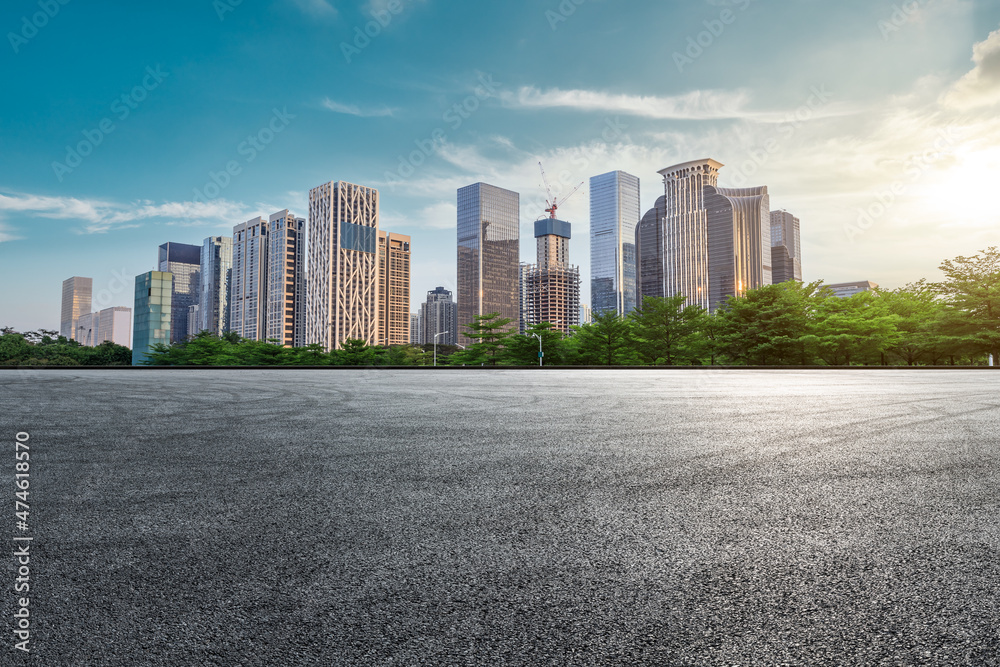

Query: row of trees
[[0, 328, 132, 366], [3, 248, 997, 367]]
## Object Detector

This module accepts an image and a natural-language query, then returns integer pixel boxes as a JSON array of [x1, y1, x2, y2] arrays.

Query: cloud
[[0, 222, 21, 244], [289, 0, 338, 19], [0, 193, 257, 235], [321, 98, 395, 117], [942, 26, 1000, 109]]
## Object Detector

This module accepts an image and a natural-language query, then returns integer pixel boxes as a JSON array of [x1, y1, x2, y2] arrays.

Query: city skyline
[[3, 1, 1000, 330]]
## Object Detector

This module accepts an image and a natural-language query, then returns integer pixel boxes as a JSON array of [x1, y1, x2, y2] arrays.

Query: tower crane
[[538, 161, 584, 219]]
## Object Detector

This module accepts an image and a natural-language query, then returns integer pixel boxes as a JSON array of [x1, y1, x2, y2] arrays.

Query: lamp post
[[531, 332, 543, 367], [433, 331, 450, 367]]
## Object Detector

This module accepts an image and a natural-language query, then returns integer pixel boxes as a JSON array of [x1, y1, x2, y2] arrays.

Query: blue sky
[[2, 0, 1000, 330]]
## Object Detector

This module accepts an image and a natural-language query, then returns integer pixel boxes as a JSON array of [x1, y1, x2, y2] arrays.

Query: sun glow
[[921, 147, 1000, 226]]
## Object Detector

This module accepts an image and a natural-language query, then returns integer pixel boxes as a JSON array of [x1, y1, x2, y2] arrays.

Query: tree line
[[3, 247, 997, 367]]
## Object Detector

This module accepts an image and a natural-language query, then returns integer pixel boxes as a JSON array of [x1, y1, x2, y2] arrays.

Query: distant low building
[[826, 281, 878, 298], [420, 286, 457, 347]]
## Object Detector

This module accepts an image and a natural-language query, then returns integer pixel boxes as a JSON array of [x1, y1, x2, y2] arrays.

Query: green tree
[[503, 322, 567, 365], [810, 290, 900, 366], [630, 295, 707, 365], [462, 313, 514, 366], [572, 310, 636, 365], [934, 247, 1000, 365], [714, 282, 819, 365], [334, 339, 379, 366]]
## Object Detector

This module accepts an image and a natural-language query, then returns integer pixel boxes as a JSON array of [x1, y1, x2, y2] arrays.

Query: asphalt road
[[2, 369, 999, 666]]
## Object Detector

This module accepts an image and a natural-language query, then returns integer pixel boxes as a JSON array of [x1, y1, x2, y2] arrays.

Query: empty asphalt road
[[2, 369, 999, 665]]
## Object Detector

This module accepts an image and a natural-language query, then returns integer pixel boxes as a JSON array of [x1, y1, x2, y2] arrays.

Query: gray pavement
[[2, 369, 1000, 666]]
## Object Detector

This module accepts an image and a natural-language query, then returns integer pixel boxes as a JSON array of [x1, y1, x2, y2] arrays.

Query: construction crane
[[538, 161, 584, 219]]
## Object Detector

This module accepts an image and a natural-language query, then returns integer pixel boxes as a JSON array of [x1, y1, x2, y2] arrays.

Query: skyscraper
[[590, 171, 640, 316], [60, 276, 92, 340], [518, 262, 531, 334], [419, 286, 457, 347], [524, 218, 580, 334], [231, 217, 269, 341], [76, 312, 97, 346], [658, 159, 770, 312], [377, 231, 411, 347], [158, 242, 201, 343], [770, 210, 802, 284], [199, 236, 233, 336], [635, 196, 666, 303], [306, 181, 380, 350], [410, 314, 421, 345], [132, 271, 172, 365], [266, 210, 306, 347], [96, 306, 132, 347], [456, 183, 520, 345]]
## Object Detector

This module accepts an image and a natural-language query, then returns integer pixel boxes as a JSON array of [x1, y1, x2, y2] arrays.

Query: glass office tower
[[158, 242, 201, 343], [132, 271, 173, 365], [636, 195, 666, 303], [456, 183, 520, 345], [770, 210, 802, 284], [60, 276, 93, 340], [199, 236, 233, 336], [590, 171, 640, 316], [419, 286, 457, 347]]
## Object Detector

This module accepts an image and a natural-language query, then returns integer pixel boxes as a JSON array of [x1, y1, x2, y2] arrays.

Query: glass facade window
[[132, 271, 173, 365], [589, 171, 640, 316], [158, 242, 202, 343]]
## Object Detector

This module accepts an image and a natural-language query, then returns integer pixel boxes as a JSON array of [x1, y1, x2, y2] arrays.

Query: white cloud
[[321, 98, 395, 117], [942, 26, 1000, 109], [289, 0, 337, 19], [0, 222, 21, 244]]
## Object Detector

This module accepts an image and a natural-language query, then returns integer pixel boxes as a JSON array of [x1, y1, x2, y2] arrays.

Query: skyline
[[3, 0, 1000, 331]]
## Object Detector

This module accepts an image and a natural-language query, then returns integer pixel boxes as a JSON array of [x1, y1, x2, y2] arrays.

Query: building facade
[[658, 159, 771, 312], [770, 210, 802, 284], [199, 236, 233, 336], [579, 303, 592, 325], [266, 210, 306, 347], [826, 281, 878, 298], [457, 183, 520, 345], [518, 262, 531, 334], [132, 271, 173, 365], [306, 181, 380, 350], [377, 231, 411, 346], [524, 218, 580, 334], [96, 306, 132, 347], [60, 276, 93, 340], [158, 242, 201, 343], [231, 217, 269, 340], [410, 314, 421, 345], [419, 286, 457, 347], [590, 170, 640, 316], [636, 196, 666, 304], [76, 312, 98, 346]]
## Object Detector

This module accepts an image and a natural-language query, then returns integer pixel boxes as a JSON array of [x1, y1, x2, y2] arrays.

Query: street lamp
[[433, 331, 450, 367], [531, 332, 543, 367]]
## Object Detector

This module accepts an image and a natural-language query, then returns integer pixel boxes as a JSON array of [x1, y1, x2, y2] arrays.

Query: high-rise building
[[132, 271, 173, 365], [770, 210, 802, 284], [410, 314, 421, 345], [377, 231, 411, 347], [306, 181, 380, 350], [60, 276, 92, 340], [96, 306, 131, 347], [657, 159, 770, 312], [590, 171, 640, 316], [199, 236, 233, 336], [231, 217, 269, 341], [187, 304, 201, 339], [266, 210, 306, 347], [158, 242, 201, 342], [579, 303, 592, 325], [636, 196, 666, 303], [419, 286, 457, 347], [524, 218, 580, 334], [76, 312, 98, 346], [457, 183, 520, 345], [826, 281, 878, 298], [518, 262, 531, 334]]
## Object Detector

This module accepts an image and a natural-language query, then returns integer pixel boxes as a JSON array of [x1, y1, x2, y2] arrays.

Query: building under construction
[[524, 218, 581, 334]]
